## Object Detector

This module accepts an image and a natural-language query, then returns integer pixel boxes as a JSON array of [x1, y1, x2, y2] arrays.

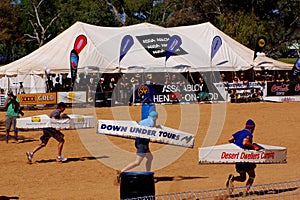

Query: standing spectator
[[54, 77, 62, 92], [4, 90, 20, 143], [284, 72, 290, 83], [26, 102, 68, 163], [275, 72, 284, 83], [226, 119, 261, 196], [117, 111, 159, 182]]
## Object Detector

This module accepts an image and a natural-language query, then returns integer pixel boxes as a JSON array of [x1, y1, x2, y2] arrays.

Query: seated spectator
[[0, 88, 4, 94]]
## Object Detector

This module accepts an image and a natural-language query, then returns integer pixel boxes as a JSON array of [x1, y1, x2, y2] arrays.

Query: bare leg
[[121, 155, 144, 172], [5, 130, 9, 143], [245, 170, 255, 193], [32, 143, 46, 155], [57, 141, 64, 156], [145, 152, 153, 172], [233, 171, 246, 182]]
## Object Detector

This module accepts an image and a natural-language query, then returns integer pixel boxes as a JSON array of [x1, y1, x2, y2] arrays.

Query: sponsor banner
[[16, 114, 94, 129], [0, 94, 6, 107], [97, 120, 194, 148], [264, 96, 300, 102], [57, 91, 86, 103], [133, 84, 224, 104], [17, 93, 57, 105], [199, 143, 287, 164], [136, 34, 187, 58], [266, 82, 300, 96]]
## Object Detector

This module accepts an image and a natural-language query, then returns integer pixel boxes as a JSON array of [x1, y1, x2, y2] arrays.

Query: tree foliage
[[0, 0, 298, 64]]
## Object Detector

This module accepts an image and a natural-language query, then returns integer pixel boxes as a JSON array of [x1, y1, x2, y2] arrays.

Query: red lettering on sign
[[270, 84, 289, 92]]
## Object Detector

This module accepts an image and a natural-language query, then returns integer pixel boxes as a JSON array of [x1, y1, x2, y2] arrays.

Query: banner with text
[[57, 91, 87, 103], [16, 114, 94, 129], [133, 84, 225, 104], [136, 34, 187, 58], [199, 143, 287, 164], [266, 82, 300, 96], [17, 93, 57, 105], [97, 120, 194, 148]]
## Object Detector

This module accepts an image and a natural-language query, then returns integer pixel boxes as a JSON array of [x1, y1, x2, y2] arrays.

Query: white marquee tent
[[0, 21, 292, 93]]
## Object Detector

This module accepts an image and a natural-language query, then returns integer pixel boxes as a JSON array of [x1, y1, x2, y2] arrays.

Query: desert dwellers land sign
[[199, 143, 287, 164]]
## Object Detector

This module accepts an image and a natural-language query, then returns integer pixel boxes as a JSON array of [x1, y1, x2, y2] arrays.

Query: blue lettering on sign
[[101, 124, 127, 132], [130, 127, 156, 136], [159, 131, 180, 140]]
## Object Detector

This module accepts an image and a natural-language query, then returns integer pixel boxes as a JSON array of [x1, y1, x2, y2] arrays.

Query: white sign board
[[16, 114, 94, 129], [97, 120, 194, 148], [199, 143, 287, 164]]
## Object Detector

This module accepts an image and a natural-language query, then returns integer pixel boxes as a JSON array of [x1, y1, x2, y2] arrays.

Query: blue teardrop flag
[[165, 35, 182, 62], [119, 35, 134, 63], [211, 36, 222, 61]]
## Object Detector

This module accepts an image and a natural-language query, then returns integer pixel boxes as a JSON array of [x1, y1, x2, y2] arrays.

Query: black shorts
[[40, 128, 64, 145], [235, 162, 256, 173], [135, 142, 150, 157]]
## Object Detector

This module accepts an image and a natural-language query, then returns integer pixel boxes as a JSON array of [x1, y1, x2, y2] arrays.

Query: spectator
[[284, 72, 290, 83], [275, 72, 284, 83], [233, 76, 240, 84], [4, 90, 21, 143], [0, 89, 4, 94], [54, 77, 62, 92]]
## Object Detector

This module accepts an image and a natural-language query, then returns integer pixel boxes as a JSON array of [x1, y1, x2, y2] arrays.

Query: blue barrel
[[141, 104, 156, 120], [120, 171, 155, 199]]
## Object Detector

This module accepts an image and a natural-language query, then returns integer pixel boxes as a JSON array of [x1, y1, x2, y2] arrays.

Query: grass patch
[[278, 58, 297, 64]]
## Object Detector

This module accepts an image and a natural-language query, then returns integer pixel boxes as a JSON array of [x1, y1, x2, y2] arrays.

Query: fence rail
[[124, 180, 300, 200]]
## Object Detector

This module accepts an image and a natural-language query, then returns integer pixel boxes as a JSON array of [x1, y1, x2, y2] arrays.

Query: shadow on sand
[[154, 176, 208, 183], [229, 186, 298, 198], [35, 155, 109, 164], [0, 196, 19, 200]]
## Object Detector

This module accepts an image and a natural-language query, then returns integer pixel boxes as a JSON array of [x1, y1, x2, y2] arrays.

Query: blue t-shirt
[[49, 109, 62, 119], [232, 129, 253, 149], [135, 116, 155, 144]]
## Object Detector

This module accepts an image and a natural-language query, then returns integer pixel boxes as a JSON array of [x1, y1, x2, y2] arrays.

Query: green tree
[[0, 0, 24, 63]]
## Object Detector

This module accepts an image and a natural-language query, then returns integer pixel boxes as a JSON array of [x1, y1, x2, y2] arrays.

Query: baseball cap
[[57, 102, 67, 108], [149, 111, 158, 117], [245, 119, 255, 129]]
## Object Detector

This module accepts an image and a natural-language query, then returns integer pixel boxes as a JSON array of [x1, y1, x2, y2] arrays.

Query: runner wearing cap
[[226, 119, 261, 196], [117, 111, 158, 182], [26, 102, 68, 163]]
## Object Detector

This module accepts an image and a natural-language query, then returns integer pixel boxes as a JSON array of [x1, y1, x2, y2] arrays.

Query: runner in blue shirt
[[117, 111, 158, 183], [226, 119, 261, 196]]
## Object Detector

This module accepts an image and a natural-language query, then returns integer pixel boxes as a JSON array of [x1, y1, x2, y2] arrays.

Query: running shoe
[[56, 156, 67, 162], [26, 152, 33, 163]]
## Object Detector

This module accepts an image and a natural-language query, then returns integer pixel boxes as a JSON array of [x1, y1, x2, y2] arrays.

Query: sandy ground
[[0, 102, 299, 199]]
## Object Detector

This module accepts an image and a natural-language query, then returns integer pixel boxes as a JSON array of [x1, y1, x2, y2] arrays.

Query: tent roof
[[0, 21, 292, 76]]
